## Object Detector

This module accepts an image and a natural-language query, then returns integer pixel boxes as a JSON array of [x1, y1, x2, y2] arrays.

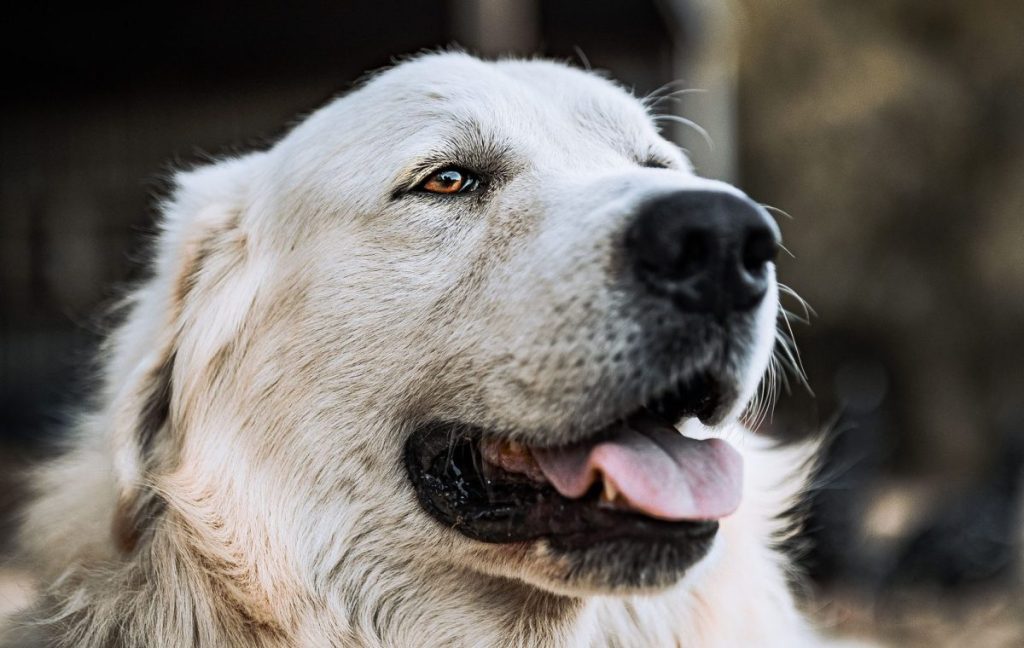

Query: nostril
[[628, 190, 777, 313], [676, 230, 712, 279], [741, 228, 778, 275]]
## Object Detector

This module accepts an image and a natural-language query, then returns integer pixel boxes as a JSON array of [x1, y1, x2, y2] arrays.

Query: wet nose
[[626, 190, 780, 314]]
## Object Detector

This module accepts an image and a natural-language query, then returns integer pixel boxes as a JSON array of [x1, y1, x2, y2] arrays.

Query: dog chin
[[488, 531, 724, 598]]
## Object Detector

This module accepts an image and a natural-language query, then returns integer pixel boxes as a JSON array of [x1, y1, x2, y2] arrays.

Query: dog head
[[113, 52, 781, 601]]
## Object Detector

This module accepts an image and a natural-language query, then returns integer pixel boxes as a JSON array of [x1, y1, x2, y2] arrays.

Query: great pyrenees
[[2, 53, 823, 647]]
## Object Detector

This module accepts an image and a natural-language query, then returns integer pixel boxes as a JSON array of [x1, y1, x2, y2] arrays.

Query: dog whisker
[[642, 87, 708, 112], [650, 113, 715, 152], [641, 79, 694, 107], [760, 204, 795, 221], [778, 283, 816, 319]]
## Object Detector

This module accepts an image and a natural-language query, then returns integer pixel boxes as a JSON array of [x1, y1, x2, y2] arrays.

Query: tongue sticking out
[[532, 413, 743, 521]]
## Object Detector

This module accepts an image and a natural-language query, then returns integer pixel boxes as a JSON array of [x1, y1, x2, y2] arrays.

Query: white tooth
[[602, 478, 618, 503]]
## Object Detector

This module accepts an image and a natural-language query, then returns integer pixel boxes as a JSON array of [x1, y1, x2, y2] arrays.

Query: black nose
[[626, 190, 780, 314]]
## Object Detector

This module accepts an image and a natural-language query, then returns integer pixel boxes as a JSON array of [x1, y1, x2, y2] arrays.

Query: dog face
[[161, 53, 780, 599]]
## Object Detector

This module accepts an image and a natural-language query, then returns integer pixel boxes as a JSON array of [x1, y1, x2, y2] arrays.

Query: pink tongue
[[532, 415, 743, 521]]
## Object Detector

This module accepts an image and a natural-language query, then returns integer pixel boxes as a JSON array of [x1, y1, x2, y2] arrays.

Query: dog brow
[[390, 121, 517, 197]]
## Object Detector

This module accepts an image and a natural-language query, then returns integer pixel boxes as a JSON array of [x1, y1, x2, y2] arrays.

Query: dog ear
[[108, 156, 258, 552]]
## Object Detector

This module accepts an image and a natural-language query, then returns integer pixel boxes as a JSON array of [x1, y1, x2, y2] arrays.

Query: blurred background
[[2, 1, 1022, 644]]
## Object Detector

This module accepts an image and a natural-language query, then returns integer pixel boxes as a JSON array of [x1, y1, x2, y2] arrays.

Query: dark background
[[2, 1, 1022, 643]]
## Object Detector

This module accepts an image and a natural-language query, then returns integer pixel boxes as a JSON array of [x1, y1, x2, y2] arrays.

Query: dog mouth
[[404, 370, 742, 553]]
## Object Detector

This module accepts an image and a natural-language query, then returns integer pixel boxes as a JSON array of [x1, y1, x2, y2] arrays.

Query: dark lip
[[646, 369, 729, 428], [403, 370, 730, 546], [405, 422, 719, 546]]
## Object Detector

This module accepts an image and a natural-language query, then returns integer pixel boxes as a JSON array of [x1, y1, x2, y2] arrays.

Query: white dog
[[2, 53, 822, 647]]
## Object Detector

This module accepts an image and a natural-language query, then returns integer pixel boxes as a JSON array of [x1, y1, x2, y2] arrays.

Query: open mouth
[[404, 370, 742, 558]]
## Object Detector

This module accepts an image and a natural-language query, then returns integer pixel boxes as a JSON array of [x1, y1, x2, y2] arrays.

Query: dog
[[1, 52, 822, 647]]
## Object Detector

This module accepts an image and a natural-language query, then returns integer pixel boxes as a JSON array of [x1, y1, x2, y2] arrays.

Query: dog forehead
[[379, 54, 641, 107], [267, 53, 673, 216], [349, 53, 654, 141]]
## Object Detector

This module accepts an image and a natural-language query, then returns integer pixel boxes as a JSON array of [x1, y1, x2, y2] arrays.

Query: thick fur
[[2, 53, 820, 647]]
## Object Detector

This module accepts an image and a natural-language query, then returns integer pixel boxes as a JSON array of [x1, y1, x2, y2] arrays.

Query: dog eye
[[643, 158, 672, 170], [418, 168, 481, 195]]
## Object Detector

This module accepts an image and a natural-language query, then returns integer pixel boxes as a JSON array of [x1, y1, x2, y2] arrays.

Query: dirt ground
[[816, 587, 1024, 647]]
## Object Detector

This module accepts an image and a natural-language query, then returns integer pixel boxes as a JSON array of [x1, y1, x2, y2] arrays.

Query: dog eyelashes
[[642, 157, 672, 170]]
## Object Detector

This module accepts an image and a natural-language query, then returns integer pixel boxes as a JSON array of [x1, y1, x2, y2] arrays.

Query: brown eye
[[419, 168, 480, 194]]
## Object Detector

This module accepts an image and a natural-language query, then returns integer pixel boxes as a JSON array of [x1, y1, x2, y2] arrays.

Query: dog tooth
[[602, 478, 618, 503], [504, 440, 527, 458]]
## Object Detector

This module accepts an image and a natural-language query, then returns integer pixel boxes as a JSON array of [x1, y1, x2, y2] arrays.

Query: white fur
[[3, 53, 823, 647]]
